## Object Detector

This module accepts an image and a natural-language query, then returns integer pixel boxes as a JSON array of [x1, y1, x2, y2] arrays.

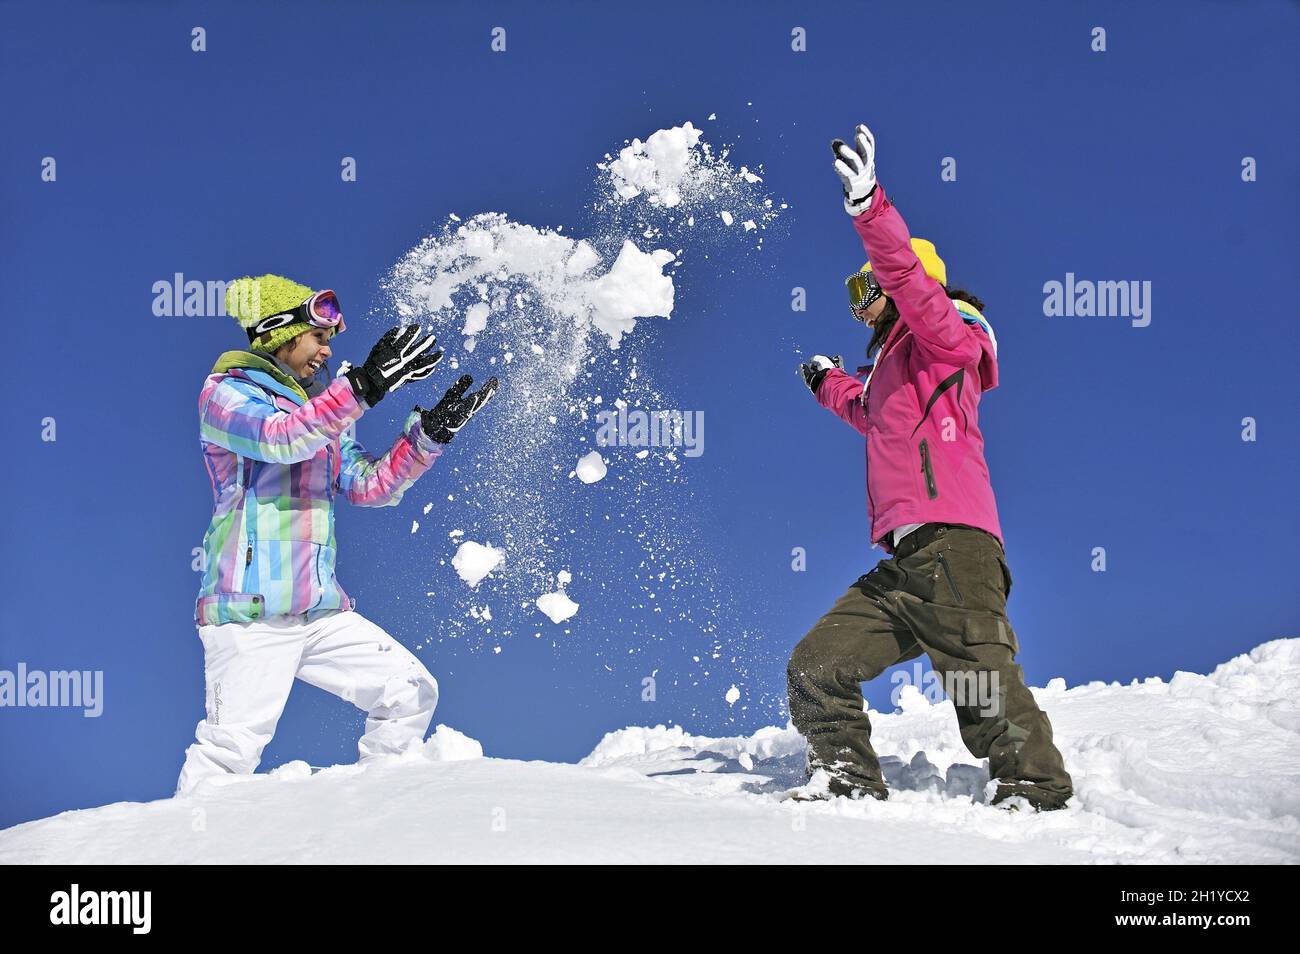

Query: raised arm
[[833, 123, 978, 363], [339, 371, 500, 506], [199, 322, 447, 465], [850, 184, 975, 360], [199, 375, 364, 464], [337, 410, 442, 507]]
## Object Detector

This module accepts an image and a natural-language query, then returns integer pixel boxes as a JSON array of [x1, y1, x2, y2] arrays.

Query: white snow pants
[[176, 609, 438, 796]]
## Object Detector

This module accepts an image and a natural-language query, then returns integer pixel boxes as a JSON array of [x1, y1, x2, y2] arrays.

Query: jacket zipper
[[242, 456, 256, 593], [919, 438, 938, 499], [243, 536, 255, 594], [232, 453, 254, 591], [936, 551, 964, 605], [864, 327, 905, 549], [862, 323, 905, 400], [327, 442, 336, 500], [314, 544, 325, 597]]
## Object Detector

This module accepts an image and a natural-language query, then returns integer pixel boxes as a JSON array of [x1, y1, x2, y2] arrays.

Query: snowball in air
[[537, 590, 579, 624], [452, 541, 504, 587], [576, 451, 607, 484]]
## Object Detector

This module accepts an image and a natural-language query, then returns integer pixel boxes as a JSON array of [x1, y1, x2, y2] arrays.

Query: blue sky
[[1, 0, 1297, 829]]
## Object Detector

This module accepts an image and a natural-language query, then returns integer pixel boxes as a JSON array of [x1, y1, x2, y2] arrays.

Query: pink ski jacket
[[814, 182, 1003, 553]]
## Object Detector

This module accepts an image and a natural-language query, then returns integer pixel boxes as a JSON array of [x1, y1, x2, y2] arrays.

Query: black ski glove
[[346, 325, 443, 408], [799, 354, 843, 395], [419, 374, 500, 443]]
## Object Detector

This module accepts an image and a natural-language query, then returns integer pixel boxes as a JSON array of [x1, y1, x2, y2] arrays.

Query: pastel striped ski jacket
[[194, 351, 442, 626]]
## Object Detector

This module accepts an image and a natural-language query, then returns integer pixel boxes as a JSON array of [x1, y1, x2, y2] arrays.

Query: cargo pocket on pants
[[960, 612, 1020, 656]]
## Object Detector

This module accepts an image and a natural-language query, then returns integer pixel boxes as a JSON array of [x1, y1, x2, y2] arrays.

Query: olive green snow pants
[[787, 524, 1073, 806]]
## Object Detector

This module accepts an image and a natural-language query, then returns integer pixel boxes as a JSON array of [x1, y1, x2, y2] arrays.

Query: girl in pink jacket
[[787, 125, 1073, 812]]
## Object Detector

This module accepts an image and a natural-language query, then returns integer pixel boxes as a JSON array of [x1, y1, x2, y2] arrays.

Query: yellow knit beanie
[[225, 274, 338, 353], [862, 237, 947, 287]]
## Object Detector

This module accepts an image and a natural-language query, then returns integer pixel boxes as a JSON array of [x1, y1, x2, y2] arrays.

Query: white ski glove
[[799, 354, 844, 394], [832, 123, 878, 216]]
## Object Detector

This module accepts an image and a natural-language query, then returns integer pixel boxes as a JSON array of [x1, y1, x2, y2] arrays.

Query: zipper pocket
[[919, 439, 938, 499], [236, 537, 255, 597], [936, 551, 964, 605], [326, 443, 336, 500]]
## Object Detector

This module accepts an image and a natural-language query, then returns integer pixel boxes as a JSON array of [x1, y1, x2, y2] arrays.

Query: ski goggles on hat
[[846, 269, 884, 318], [250, 289, 346, 339]]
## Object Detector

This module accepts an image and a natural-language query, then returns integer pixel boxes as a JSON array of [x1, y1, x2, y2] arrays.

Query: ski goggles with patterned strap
[[250, 289, 346, 339], [845, 269, 884, 318]]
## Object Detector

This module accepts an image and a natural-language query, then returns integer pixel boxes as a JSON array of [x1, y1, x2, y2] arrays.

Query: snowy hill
[[3, 640, 1297, 864]]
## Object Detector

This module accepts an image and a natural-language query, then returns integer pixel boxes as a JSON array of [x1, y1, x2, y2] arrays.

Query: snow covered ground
[[3, 639, 1296, 864]]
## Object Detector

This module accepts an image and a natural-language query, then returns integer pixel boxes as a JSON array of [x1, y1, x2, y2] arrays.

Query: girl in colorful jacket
[[176, 275, 497, 796], [786, 125, 1074, 812]]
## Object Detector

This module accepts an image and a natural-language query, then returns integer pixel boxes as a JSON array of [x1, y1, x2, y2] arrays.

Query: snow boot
[[780, 781, 889, 803], [990, 781, 1071, 813], [794, 750, 890, 802]]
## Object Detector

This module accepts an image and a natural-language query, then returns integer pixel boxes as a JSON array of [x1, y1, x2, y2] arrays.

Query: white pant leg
[[294, 611, 438, 762], [176, 615, 307, 796]]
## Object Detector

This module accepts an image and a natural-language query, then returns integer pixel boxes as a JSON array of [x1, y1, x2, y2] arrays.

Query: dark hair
[[945, 287, 985, 312], [866, 287, 985, 358], [865, 297, 900, 357]]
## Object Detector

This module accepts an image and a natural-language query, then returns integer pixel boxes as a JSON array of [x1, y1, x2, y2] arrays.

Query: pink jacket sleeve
[[851, 183, 979, 364], [814, 368, 869, 436]]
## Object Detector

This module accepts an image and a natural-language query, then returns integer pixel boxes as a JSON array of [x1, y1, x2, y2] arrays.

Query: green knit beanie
[[225, 274, 338, 354]]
